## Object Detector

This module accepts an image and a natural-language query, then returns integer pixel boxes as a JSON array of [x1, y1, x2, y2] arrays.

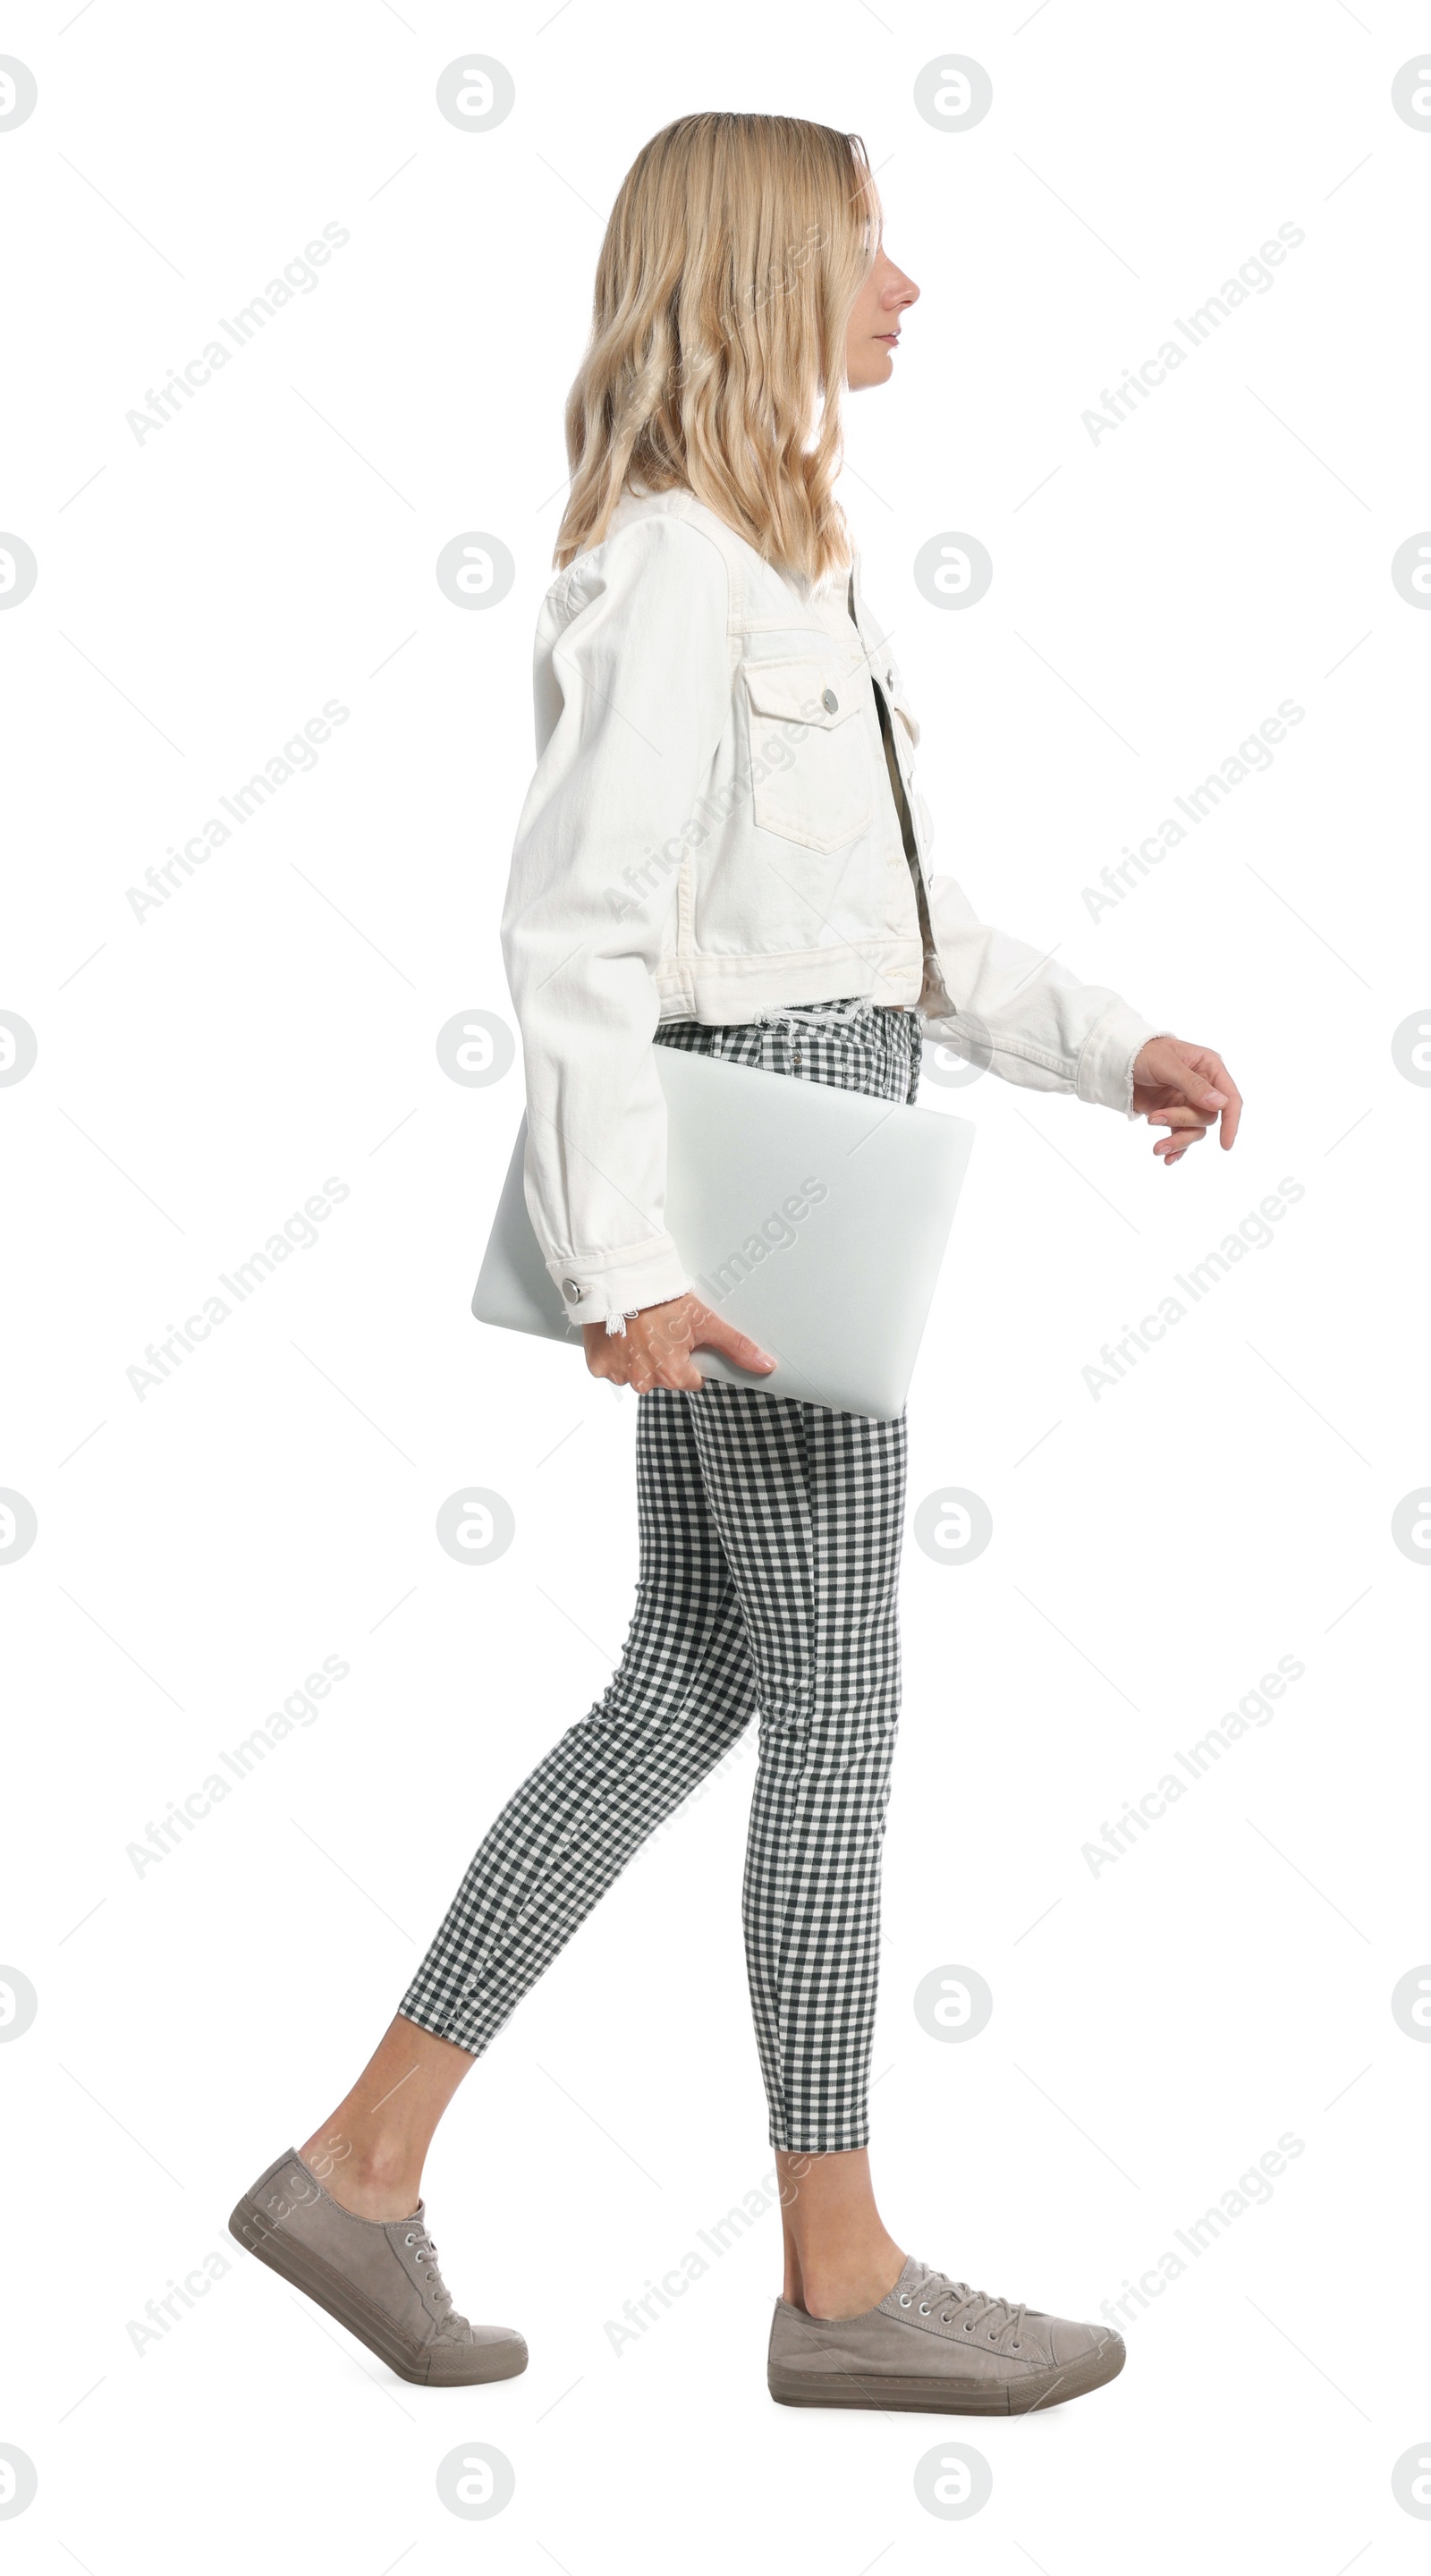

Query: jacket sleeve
[[501, 515, 731, 1330], [920, 870, 1169, 1114]]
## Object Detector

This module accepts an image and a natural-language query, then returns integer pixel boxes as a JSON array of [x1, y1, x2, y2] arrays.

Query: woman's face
[[844, 242, 919, 390]]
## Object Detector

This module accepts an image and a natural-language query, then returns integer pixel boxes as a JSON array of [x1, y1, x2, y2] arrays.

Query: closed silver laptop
[[472, 1046, 974, 1419]]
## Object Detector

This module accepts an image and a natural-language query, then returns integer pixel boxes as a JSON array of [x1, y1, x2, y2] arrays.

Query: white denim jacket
[[502, 487, 1164, 1327]]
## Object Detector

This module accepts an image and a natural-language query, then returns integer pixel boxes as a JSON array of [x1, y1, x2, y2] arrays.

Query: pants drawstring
[[753, 996, 881, 1042]]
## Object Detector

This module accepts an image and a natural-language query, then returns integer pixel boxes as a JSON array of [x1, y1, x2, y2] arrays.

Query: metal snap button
[[886, 667, 895, 686], [562, 1278, 585, 1301], [821, 686, 838, 713]]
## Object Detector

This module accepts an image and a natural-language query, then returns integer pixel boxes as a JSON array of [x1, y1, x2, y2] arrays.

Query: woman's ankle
[[795, 2247, 905, 2321], [775, 2144, 905, 2318], [299, 2127, 421, 2222]]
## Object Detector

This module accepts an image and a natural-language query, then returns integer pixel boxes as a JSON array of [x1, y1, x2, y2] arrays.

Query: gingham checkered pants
[[400, 996, 921, 2152]]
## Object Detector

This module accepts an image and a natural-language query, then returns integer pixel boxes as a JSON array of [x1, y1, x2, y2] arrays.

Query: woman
[[230, 113, 1240, 2411]]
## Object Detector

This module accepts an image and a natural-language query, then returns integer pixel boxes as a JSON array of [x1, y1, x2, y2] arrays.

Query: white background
[[4, 0, 1429, 2566]]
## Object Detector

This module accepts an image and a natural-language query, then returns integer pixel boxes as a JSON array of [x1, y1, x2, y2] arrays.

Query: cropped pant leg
[[684, 1384, 906, 2152], [399, 1386, 758, 2052]]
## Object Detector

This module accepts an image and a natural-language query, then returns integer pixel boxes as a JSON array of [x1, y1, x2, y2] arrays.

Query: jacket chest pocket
[[741, 657, 874, 855]]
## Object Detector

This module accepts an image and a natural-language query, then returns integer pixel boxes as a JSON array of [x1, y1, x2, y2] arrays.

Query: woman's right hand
[[582, 1296, 776, 1394]]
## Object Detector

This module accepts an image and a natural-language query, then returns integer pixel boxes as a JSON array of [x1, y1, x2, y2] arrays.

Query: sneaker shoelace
[[400, 2221, 453, 2317], [902, 2260, 1027, 2350]]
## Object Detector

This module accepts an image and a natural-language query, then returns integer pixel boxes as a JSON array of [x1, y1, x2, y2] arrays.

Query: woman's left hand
[[1130, 1037, 1242, 1165]]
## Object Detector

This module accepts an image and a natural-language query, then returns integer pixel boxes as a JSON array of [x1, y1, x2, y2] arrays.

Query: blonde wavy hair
[[555, 113, 877, 588]]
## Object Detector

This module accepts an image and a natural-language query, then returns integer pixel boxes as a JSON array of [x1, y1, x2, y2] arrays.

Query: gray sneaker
[[229, 2148, 527, 2388], [768, 2256, 1124, 2414]]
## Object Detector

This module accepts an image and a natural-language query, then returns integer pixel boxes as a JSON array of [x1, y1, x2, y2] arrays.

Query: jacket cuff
[[546, 1237, 691, 1334], [1075, 1006, 1173, 1117]]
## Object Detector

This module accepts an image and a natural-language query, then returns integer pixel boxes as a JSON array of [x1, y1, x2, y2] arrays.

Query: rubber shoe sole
[[228, 2191, 528, 2389], [768, 2329, 1124, 2415]]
